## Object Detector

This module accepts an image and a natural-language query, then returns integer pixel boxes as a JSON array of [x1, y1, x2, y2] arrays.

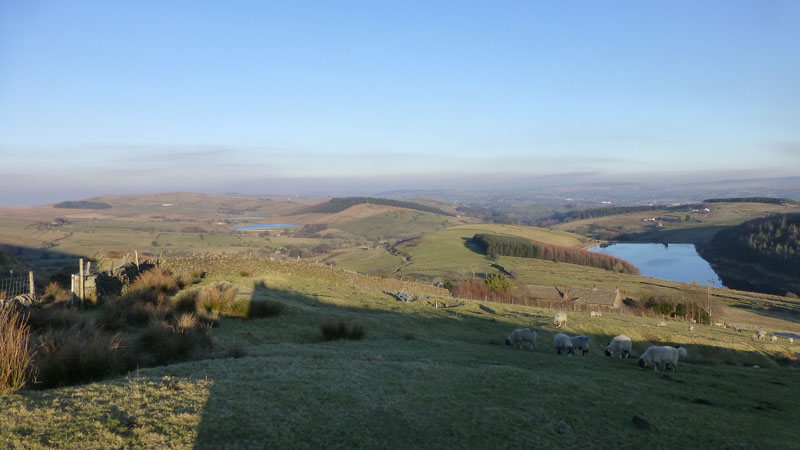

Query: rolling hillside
[[2, 256, 799, 448]]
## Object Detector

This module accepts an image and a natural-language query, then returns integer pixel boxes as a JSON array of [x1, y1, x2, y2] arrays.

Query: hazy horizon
[[2, 2, 799, 205]]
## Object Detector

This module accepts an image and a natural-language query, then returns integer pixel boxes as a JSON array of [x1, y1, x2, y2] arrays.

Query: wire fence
[[0, 275, 31, 301]]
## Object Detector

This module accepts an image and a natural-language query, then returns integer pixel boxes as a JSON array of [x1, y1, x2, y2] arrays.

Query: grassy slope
[[334, 208, 465, 240], [554, 202, 800, 243], [2, 257, 798, 449], [396, 224, 589, 280]]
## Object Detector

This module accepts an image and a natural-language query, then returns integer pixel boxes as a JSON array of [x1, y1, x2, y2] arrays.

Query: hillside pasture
[[2, 256, 798, 449]]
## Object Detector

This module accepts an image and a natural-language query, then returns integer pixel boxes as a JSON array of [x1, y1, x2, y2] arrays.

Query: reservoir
[[232, 224, 300, 231], [589, 243, 723, 287]]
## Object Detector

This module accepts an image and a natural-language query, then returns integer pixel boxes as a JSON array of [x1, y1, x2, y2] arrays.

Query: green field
[[2, 256, 798, 449], [393, 224, 589, 280], [334, 209, 465, 240]]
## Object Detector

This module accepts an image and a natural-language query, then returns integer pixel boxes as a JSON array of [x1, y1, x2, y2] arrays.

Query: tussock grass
[[33, 328, 126, 389], [247, 300, 284, 318], [320, 319, 365, 341], [0, 308, 35, 394], [128, 268, 179, 295], [42, 282, 71, 304], [198, 283, 238, 315]]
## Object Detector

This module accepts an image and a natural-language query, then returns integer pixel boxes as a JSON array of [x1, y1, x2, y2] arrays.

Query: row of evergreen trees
[[703, 197, 799, 205], [705, 213, 800, 275], [472, 233, 639, 274], [297, 197, 454, 216]]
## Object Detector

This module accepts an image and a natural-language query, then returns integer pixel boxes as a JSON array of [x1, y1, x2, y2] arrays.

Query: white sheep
[[554, 311, 567, 328], [570, 335, 590, 355], [751, 334, 757, 341], [604, 335, 632, 359], [506, 328, 537, 350], [789, 338, 794, 345], [757, 330, 766, 340], [657, 321, 667, 327], [638, 346, 687, 372], [688, 325, 694, 332], [771, 335, 778, 343], [590, 311, 602, 318], [554, 333, 574, 355]]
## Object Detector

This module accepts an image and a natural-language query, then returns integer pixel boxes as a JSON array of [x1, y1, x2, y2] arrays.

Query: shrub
[[247, 300, 284, 318], [0, 308, 35, 394], [128, 268, 179, 295], [320, 319, 365, 341]]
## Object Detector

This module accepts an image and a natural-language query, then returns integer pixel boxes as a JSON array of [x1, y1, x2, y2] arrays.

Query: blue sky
[[1, 1, 799, 204]]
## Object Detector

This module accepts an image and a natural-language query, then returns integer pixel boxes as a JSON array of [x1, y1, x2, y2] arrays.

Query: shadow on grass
[[189, 278, 795, 449]]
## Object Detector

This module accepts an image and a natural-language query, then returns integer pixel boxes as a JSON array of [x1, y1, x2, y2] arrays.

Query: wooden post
[[70, 275, 75, 306], [86, 261, 91, 275], [135, 250, 139, 270], [79, 258, 85, 308], [28, 271, 35, 296]]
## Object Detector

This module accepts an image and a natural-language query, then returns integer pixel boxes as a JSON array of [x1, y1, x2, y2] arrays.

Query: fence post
[[29, 271, 34, 296], [70, 275, 75, 306], [135, 250, 139, 270], [79, 258, 85, 308]]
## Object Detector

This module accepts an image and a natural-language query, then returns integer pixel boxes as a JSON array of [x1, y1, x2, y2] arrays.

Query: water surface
[[589, 243, 723, 286]]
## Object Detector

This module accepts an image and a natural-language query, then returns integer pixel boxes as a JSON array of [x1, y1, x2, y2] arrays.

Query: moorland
[[1, 192, 799, 449]]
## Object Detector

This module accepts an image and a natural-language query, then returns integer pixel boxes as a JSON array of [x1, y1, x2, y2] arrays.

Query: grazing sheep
[[604, 335, 632, 359], [688, 325, 694, 332], [506, 328, 537, 350], [554, 311, 567, 328], [751, 334, 757, 341], [789, 338, 794, 345], [554, 333, 574, 355], [657, 321, 667, 327], [570, 335, 590, 355], [757, 330, 766, 340], [638, 346, 686, 372], [771, 335, 778, 343], [590, 311, 602, 318], [715, 322, 725, 328]]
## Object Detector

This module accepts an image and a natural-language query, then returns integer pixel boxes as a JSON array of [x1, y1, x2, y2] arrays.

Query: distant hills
[[295, 197, 455, 216]]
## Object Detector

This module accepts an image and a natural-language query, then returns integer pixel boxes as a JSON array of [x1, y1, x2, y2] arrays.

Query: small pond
[[588, 243, 723, 287], [232, 224, 300, 231]]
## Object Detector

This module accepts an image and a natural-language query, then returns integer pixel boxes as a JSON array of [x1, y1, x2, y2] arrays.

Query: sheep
[[554, 311, 567, 328], [554, 333, 574, 355], [688, 325, 694, 332], [751, 334, 757, 341], [590, 311, 602, 318], [657, 321, 667, 327], [757, 330, 766, 340], [638, 346, 687, 372], [604, 335, 632, 359], [789, 338, 794, 345], [570, 335, 590, 355], [506, 328, 537, 350], [771, 335, 778, 343]]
